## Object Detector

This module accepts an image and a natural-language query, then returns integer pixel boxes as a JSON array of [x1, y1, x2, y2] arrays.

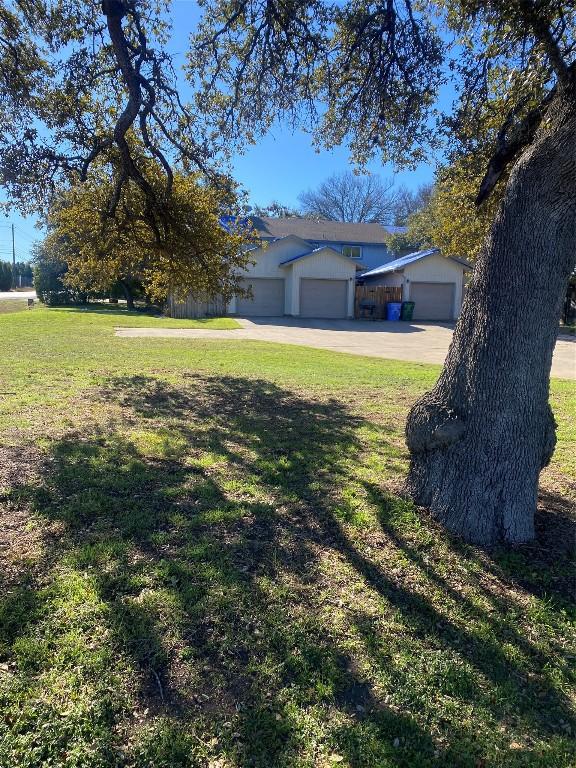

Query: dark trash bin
[[400, 301, 415, 321], [359, 299, 377, 319]]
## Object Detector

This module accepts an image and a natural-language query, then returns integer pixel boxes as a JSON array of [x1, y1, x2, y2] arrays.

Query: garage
[[410, 282, 455, 321], [300, 278, 348, 319], [236, 278, 285, 316]]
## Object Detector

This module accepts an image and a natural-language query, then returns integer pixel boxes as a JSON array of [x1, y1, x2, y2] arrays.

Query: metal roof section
[[359, 248, 474, 277], [361, 249, 440, 276]]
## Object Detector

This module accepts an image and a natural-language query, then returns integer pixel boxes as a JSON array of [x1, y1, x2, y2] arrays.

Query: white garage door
[[410, 282, 455, 321], [300, 279, 348, 319], [236, 278, 285, 316]]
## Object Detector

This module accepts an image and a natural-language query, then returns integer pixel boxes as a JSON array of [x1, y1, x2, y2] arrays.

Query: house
[[170, 216, 407, 320], [168, 216, 470, 322], [226, 217, 408, 319], [359, 248, 472, 321]]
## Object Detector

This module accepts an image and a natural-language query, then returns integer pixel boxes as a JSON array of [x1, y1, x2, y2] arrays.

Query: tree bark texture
[[120, 280, 135, 310], [405, 95, 576, 546]]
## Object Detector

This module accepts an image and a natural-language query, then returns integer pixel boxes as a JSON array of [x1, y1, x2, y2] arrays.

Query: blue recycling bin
[[386, 302, 402, 321]]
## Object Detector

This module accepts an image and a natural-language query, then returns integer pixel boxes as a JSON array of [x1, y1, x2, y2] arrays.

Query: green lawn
[[0, 307, 574, 768], [38, 303, 241, 327], [0, 300, 240, 326]]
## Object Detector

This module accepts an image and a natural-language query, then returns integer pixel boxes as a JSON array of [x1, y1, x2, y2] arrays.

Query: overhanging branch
[[475, 90, 555, 205]]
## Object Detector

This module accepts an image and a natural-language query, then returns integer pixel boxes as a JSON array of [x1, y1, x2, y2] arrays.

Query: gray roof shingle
[[249, 216, 405, 244]]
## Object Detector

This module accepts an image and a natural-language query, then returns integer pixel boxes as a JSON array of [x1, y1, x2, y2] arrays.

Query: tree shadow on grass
[[3, 374, 575, 767], [362, 482, 574, 726]]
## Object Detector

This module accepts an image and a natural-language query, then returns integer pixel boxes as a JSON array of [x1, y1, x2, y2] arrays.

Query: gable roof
[[249, 216, 405, 244], [261, 233, 311, 250], [361, 248, 472, 277], [279, 245, 356, 266]]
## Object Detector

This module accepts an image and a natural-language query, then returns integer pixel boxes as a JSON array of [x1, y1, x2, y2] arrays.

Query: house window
[[343, 245, 362, 259]]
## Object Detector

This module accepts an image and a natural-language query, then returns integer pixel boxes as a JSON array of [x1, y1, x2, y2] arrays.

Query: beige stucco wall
[[229, 243, 356, 317]]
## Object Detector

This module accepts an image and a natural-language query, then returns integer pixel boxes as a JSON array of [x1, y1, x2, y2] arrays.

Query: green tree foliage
[[32, 242, 84, 306], [392, 69, 527, 261], [191, 2, 443, 168], [190, 1, 574, 204], [401, 161, 503, 262], [0, 261, 12, 290], [45, 155, 255, 305], [33, 238, 146, 307]]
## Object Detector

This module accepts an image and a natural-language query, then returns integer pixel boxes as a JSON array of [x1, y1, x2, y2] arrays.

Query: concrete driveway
[[115, 317, 576, 380]]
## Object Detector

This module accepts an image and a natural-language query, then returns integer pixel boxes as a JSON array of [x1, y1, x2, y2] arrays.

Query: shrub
[[32, 247, 87, 306]]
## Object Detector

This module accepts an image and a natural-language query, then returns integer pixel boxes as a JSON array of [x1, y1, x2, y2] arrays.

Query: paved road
[[0, 290, 36, 300], [115, 317, 576, 380]]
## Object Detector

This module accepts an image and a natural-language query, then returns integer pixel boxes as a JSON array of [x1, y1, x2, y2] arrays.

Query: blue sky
[[170, 1, 439, 205], [2, 0, 445, 261]]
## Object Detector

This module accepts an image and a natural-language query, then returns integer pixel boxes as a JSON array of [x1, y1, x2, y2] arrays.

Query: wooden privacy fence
[[167, 293, 226, 319], [355, 285, 402, 319]]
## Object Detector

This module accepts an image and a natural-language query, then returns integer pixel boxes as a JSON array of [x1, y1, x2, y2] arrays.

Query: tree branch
[[519, 0, 572, 90], [475, 89, 555, 205]]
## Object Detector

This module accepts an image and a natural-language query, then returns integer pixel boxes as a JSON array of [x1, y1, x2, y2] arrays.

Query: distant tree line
[[0, 262, 11, 291], [0, 261, 33, 290]]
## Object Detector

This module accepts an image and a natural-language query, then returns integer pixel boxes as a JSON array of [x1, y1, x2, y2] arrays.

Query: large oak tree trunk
[[405, 95, 576, 546]]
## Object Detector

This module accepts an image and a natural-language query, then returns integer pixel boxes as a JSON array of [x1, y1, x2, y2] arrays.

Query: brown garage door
[[236, 278, 285, 316], [300, 279, 348, 319], [410, 282, 455, 321]]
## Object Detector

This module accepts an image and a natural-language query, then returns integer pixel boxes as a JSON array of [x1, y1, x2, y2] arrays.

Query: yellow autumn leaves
[[46, 157, 254, 304]]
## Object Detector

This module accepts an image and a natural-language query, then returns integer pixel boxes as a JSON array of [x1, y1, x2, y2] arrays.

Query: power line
[[0, 223, 41, 240], [14, 228, 38, 240], [14, 224, 40, 238], [0, 224, 39, 267]]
